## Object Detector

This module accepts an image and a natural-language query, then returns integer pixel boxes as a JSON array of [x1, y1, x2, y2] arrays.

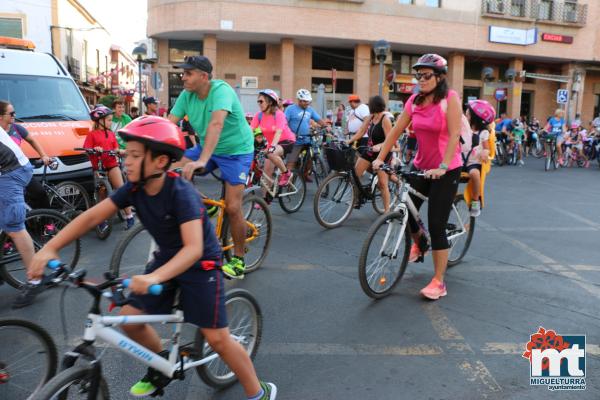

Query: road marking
[[422, 303, 501, 396], [478, 219, 600, 299], [481, 342, 599, 357], [261, 342, 443, 356], [550, 206, 600, 229], [422, 303, 464, 340], [482, 226, 597, 232]]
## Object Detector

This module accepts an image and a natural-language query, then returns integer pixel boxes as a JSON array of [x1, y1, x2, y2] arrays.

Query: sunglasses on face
[[257, 100, 265, 104], [4, 111, 16, 117], [414, 72, 436, 81]]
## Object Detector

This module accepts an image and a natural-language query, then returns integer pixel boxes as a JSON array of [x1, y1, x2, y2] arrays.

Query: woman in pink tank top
[[373, 54, 463, 301]]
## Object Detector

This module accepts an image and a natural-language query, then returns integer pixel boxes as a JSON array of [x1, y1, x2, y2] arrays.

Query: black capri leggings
[[25, 177, 51, 210], [407, 167, 461, 250]]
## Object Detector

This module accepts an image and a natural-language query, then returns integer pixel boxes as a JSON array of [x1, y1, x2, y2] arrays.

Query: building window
[[311, 77, 353, 93], [594, 94, 600, 120], [425, 0, 441, 7], [464, 61, 483, 80], [398, 0, 414, 4], [0, 17, 23, 38], [249, 43, 266, 60], [563, 0, 578, 22], [169, 40, 203, 64], [312, 47, 354, 72], [392, 53, 421, 75], [510, 0, 526, 17], [537, 0, 553, 20]]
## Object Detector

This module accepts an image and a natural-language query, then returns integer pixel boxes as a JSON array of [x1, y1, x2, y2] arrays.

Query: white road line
[[550, 206, 600, 229]]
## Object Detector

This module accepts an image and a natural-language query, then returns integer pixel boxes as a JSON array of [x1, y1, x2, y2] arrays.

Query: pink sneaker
[[278, 170, 292, 186], [408, 242, 428, 262], [420, 278, 447, 300]]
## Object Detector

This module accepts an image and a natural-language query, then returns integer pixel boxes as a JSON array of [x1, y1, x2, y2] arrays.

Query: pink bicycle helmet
[[258, 89, 279, 105], [89, 105, 113, 121], [468, 100, 496, 124], [283, 98, 294, 106], [412, 54, 448, 74], [570, 122, 580, 129]]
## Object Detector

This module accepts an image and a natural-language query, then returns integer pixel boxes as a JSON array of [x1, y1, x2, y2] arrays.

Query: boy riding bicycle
[[29, 116, 276, 399]]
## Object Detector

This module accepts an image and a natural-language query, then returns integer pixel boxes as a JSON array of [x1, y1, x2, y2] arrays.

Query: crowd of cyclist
[[493, 108, 600, 168], [4, 50, 591, 399]]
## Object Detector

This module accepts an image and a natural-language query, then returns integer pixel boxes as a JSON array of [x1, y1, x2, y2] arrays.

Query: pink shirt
[[405, 90, 462, 171], [250, 110, 295, 145]]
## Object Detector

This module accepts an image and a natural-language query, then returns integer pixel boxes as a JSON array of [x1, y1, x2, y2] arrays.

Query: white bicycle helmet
[[296, 88, 312, 102]]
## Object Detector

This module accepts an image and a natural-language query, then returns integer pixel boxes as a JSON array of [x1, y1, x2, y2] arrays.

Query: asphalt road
[[2, 157, 599, 400]]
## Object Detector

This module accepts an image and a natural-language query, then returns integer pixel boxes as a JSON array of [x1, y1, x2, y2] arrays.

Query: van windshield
[[0, 74, 90, 121]]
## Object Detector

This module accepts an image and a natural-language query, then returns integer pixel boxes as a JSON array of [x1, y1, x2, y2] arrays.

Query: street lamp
[[373, 39, 390, 97], [132, 43, 148, 113]]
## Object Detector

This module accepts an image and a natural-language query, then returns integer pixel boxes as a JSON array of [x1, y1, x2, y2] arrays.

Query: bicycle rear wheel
[[0, 209, 81, 288], [31, 364, 110, 399], [109, 223, 156, 277], [195, 289, 262, 389], [313, 153, 329, 187], [358, 210, 411, 299], [313, 172, 356, 229], [447, 194, 475, 267], [93, 183, 112, 240], [222, 195, 272, 273], [0, 318, 58, 400], [49, 181, 91, 219], [278, 172, 306, 213]]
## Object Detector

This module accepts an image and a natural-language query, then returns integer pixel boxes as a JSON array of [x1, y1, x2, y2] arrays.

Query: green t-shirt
[[171, 80, 253, 156], [111, 113, 133, 149], [513, 128, 525, 142]]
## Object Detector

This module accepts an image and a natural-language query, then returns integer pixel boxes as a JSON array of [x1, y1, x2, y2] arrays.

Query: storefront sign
[[541, 33, 574, 44], [489, 26, 537, 46], [395, 83, 416, 94]]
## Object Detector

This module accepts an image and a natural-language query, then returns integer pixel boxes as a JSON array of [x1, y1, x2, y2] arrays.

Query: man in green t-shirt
[[111, 98, 133, 149], [168, 55, 254, 280]]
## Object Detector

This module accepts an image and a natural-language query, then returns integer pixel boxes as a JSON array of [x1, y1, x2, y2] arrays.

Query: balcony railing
[[481, 0, 587, 26]]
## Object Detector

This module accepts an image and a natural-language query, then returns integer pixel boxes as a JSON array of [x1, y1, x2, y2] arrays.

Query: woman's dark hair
[[0, 100, 10, 115], [368, 95, 386, 114], [414, 74, 449, 106], [468, 108, 488, 132], [259, 94, 278, 114]]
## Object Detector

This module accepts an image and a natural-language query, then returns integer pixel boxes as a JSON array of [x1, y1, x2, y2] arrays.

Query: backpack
[[440, 99, 496, 164]]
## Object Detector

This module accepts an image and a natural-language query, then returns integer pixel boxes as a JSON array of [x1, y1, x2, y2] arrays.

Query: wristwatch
[[438, 162, 448, 170]]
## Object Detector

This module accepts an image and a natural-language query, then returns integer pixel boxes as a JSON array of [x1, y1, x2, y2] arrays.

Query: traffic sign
[[557, 89, 569, 104], [494, 88, 507, 102], [151, 71, 163, 91]]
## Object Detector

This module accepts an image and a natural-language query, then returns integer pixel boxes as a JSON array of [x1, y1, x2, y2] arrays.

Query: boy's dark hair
[[112, 98, 125, 108], [414, 75, 449, 106], [368, 95, 386, 114], [147, 147, 173, 171], [468, 109, 488, 132]]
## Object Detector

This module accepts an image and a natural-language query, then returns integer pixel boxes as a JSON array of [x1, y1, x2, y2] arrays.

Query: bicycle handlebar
[[122, 278, 163, 295], [74, 147, 120, 157]]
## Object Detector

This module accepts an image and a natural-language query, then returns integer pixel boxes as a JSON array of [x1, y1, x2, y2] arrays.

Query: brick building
[[146, 0, 600, 124]]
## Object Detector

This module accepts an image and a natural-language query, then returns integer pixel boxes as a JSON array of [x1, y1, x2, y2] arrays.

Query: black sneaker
[[12, 283, 43, 309]]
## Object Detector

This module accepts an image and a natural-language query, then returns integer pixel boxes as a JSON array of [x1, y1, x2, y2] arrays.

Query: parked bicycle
[[313, 142, 397, 228], [358, 165, 474, 299], [111, 169, 272, 277], [31, 261, 262, 400]]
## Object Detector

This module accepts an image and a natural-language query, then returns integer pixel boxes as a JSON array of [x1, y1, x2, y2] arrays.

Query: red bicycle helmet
[[412, 54, 448, 74], [468, 100, 496, 124], [118, 116, 186, 161], [90, 105, 113, 121]]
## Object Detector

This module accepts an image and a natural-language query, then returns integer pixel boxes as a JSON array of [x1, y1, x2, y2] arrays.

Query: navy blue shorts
[[184, 145, 253, 186], [129, 263, 228, 329]]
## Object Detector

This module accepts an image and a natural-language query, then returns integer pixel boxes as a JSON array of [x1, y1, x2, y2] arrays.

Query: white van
[[0, 37, 92, 182]]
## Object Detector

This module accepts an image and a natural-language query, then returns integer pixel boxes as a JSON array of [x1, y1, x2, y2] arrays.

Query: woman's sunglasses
[[4, 111, 16, 117], [414, 72, 437, 81], [257, 100, 265, 104]]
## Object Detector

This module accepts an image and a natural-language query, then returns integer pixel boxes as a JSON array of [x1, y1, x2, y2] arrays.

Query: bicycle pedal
[[416, 255, 425, 263]]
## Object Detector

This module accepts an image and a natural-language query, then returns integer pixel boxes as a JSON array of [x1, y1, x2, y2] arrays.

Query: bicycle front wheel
[[195, 289, 262, 389], [313, 172, 356, 229], [278, 172, 306, 213], [0, 318, 58, 400], [109, 223, 156, 277], [222, 195, 272, 273], [358, 210, 411, 299], [0, 209, 81, 288], [49, 181, 91, 219], [31, 364, 110, 400], [447, 194, 475, 267]]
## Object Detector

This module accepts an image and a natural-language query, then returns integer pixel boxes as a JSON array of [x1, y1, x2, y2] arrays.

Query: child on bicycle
[[464, 100, 495, 217], [85, 105, 134, 230], [566, 122, 588, 167], [509, 119, 525, 165], [29, 116, 277, 399]]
